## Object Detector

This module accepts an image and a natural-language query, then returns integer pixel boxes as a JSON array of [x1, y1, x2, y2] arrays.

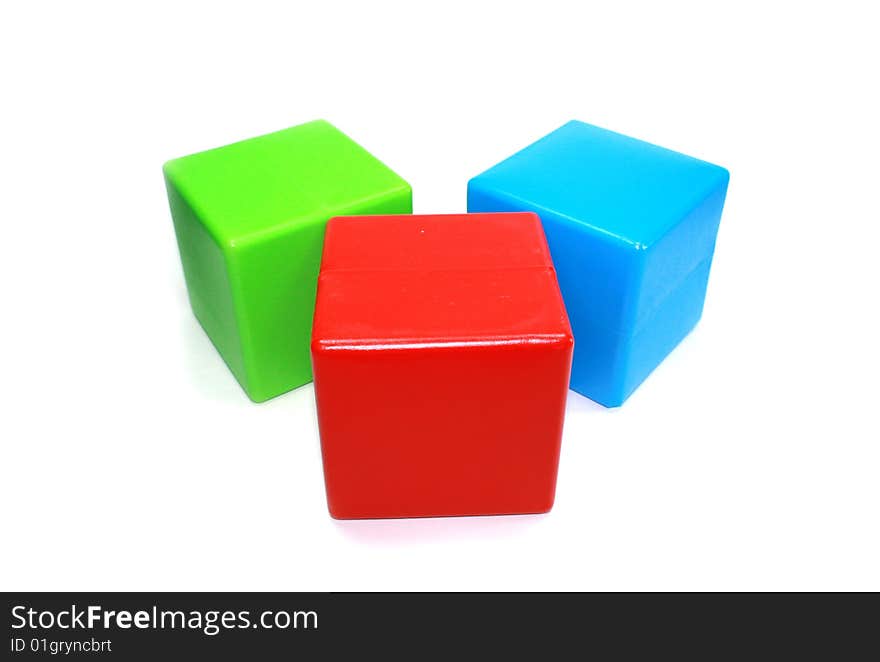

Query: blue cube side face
[[468, 185, 643, 406], [468, 121, 729, 406]]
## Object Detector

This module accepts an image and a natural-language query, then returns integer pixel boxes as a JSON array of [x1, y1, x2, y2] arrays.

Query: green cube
[[163, 120, 412, 402]]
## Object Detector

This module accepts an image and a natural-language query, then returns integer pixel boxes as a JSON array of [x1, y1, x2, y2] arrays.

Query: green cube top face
[[164, 120, 411, 247], [164, 120, 412, 402]]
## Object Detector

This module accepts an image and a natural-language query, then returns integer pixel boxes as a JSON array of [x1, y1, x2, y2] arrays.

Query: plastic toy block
[[312, 213, 573, 519], [468, 121, 729, 407], [163, 120, 412, 402]]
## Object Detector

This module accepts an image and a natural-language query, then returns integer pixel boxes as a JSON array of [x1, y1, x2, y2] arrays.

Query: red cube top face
[[312, 213, 573, 519], [313, 213, 571, 347]]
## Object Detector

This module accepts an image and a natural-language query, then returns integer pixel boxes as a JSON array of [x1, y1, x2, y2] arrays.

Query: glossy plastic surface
[[312, 213, 573, 519], [468, 120, 729, 406], [164, 120, 412, 402]]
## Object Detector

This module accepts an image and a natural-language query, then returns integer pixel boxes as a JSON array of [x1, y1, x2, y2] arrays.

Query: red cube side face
[[312, 213, 573, 519]]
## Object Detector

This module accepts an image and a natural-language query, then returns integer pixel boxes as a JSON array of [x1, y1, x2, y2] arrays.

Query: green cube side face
[[164, 120, 412, 402], [166, 181, 247, 386]]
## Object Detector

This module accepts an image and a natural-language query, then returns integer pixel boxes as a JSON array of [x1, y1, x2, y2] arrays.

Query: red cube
[[311, 213, 573, 519]]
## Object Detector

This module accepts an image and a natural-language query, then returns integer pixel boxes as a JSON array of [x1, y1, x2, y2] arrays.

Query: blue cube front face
[[468, 121, 729, 406]]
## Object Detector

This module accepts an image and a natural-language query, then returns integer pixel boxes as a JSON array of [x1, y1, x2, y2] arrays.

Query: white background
[[2, 1, 878, 591]]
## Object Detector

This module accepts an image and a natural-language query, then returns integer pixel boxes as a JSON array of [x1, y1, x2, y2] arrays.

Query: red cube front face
[[311, 213, 573, 519]]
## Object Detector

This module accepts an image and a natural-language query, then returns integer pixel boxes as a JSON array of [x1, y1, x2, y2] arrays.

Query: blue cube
[[468, 121, 729, 406]]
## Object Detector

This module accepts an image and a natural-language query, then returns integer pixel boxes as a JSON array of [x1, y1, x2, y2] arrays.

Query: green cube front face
[[163, 120, 412, 402]]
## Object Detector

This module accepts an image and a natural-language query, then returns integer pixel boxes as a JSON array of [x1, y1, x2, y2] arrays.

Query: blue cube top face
[[471, 120, 728, 248], [468, 121, 729, 406]]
